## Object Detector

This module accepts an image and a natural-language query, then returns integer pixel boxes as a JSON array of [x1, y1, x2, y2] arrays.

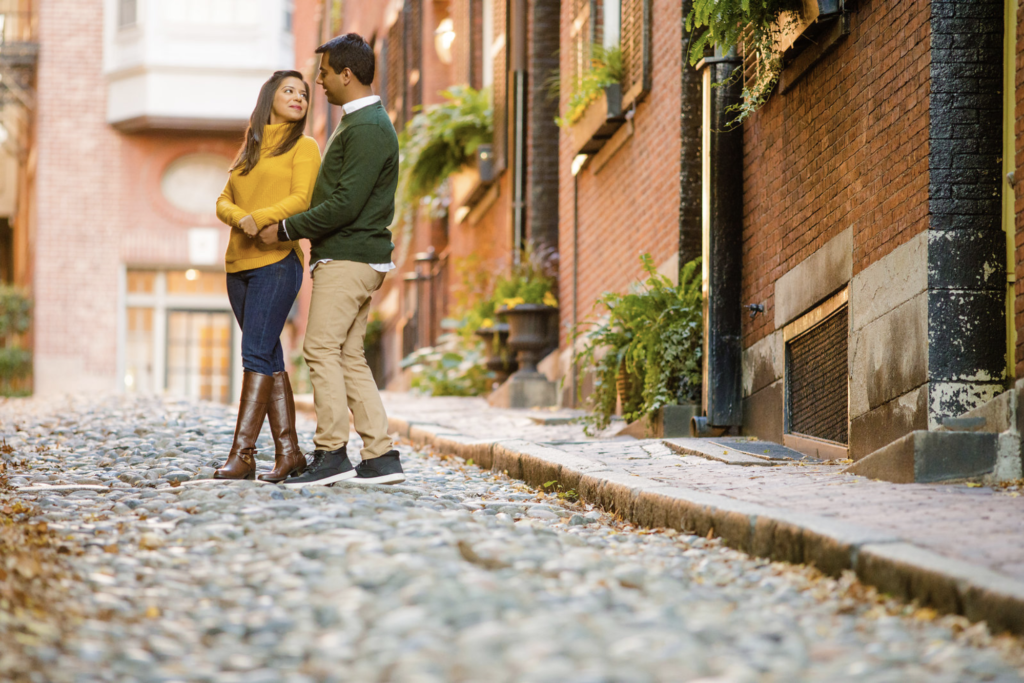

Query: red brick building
[[28, 0, 305, 400], [327, 0, 560, 390], [726, 0, 1017, 477]]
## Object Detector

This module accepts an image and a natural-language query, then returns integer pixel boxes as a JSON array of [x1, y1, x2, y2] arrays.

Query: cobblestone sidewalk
[[374, 393, 1024, 584], [2, 395, 1023, 682]]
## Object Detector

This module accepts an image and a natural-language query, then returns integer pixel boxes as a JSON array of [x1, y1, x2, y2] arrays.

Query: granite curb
[[388, 414, 1024, 635]]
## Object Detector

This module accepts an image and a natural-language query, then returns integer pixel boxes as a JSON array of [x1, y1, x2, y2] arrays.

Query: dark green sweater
[[285, 101, 399, 264]]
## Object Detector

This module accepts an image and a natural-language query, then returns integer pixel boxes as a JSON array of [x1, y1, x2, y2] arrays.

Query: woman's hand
[[239, 215, 259, 237]]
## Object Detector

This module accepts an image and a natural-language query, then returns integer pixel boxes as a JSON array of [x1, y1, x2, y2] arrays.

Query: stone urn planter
[[499, 303, 558, 376], [474, 323, 518, 383]]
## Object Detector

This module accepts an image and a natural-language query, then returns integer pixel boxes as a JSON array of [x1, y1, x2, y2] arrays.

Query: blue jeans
[[226, 250, 303, 375]]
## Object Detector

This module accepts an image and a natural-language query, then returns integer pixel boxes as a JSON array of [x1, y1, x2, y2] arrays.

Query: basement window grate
[[786, 305, 849, 445]]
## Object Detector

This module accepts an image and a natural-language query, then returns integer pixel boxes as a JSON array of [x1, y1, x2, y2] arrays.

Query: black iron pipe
[[697, 49, 743, 428]]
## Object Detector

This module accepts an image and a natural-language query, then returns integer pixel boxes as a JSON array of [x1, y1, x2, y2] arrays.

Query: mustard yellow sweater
[[216, 124, 322, 273]]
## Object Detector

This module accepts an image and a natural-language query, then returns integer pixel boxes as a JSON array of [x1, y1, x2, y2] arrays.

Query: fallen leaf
[[145, 606, 161, 619], [965, 483, 983, 488]]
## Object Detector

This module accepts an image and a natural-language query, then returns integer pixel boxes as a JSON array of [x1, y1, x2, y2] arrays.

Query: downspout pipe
[[696, 48, 744, 429]]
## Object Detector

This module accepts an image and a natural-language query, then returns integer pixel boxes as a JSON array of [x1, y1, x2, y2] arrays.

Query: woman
[[214, 70, 321, 483]]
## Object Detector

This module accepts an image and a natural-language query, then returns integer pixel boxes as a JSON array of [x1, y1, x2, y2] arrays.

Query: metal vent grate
[[787, 307, 849, 444]]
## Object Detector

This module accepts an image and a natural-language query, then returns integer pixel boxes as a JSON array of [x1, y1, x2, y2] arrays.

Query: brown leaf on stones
[[457, 540, 509, 570], [0, 497, 83, 682]]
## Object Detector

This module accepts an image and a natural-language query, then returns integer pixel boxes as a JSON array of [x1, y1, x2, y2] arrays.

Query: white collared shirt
[[281, 94, 395, 275]]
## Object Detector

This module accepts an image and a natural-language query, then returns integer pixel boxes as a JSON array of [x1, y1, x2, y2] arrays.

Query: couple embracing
[[213, 34, 404, 487]]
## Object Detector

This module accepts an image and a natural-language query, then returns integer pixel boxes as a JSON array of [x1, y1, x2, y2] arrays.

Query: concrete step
[[843, 430, 997, 483]]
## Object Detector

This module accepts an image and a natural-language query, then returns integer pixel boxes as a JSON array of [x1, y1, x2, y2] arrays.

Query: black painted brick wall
[[928, 0, 1006, 414], [526, 0, 561, 253]]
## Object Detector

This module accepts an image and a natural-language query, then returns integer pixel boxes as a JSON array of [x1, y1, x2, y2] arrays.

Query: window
[[123, 268, 239, 403], [784, 288, 849, 447], [568, 0, 592, 98], [386, 11, 406, 125], [619, 0, 650, 107], [118, 0, 137, 28], [166, 310, 234, 403], [602, 0, 620, 50], [481, 0, 493, 89]]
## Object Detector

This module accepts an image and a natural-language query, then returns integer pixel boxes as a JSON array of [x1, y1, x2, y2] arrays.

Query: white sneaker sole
[[347, 473, 406, 485], [280, 470, 357, 489]]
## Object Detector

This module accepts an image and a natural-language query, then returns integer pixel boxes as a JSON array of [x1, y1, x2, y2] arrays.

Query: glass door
[[165, 310, 234, 403]]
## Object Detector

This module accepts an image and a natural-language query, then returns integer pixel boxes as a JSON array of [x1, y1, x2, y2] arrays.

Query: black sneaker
[[350, 450, 406, 485], [281, 446, 355, 488]]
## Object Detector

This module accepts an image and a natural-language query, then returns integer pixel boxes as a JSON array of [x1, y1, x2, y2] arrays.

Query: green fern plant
[[556, 44, 625, 128], [573, 255, 703, 434], [398, 86, 493, 204], [686, 0, 804, 125]]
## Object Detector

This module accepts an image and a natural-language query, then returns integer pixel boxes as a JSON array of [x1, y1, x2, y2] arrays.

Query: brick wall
[[558, 0, 682, 342], [33, 0, 238, 393], [741, 0, 932, 350]]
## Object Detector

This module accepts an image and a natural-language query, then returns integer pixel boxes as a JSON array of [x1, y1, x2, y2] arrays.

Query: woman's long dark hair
[[232, 70, 310, 176]]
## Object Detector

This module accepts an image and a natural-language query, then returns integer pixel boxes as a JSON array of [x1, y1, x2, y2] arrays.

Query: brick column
[[927, 0, 1007, 420]]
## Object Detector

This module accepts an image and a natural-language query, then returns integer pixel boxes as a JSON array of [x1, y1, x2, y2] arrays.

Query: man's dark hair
[[316, 33, 375, 85]]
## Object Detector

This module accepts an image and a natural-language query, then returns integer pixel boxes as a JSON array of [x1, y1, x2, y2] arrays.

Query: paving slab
[[379, 392, 1024, 632]]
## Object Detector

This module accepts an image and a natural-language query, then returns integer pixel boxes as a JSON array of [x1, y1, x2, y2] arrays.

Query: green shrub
[[573, 255, 702, 434], [0, 286, 31, 396], [403, 335, 494, 397], [686, 0, 805, 124], [399, 86, 493, 205]]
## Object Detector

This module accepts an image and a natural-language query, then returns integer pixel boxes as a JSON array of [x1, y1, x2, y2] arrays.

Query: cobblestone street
[[1, 397, 1023, 682]]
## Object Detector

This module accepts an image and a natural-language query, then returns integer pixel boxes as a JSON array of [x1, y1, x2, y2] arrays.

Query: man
[[259, 33, 404, 486]]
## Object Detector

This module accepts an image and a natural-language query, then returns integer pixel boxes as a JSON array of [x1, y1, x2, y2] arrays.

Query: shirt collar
[[343, 95, 381, 116]]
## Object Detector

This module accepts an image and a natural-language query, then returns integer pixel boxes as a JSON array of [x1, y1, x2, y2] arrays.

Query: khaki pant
[[303, 260, 391, 459]]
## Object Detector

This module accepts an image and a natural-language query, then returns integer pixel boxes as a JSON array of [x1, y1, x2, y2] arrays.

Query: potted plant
[[555, 45, 627, 156], [454, 256, 518, 385], [464, 297, 518, 383], [494, 244, 560, 376], [686, 0, 810, 124], [398, 85, 493, 208], [573, 255, 703, 436]]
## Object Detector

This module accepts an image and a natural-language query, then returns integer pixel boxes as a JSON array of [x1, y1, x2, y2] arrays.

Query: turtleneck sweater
[[216, 123, 322, 273]]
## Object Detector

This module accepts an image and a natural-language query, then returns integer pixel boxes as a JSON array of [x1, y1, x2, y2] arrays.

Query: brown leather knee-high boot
[[257, 371, 306, 483], [214, 371, 274, 480]]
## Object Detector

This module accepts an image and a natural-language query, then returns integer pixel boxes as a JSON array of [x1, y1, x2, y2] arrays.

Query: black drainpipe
[[696, 48, 743, 430], [510, 0, 528, 263]]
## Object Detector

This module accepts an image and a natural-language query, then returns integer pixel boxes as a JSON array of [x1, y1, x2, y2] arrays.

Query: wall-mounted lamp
[[434, 18, 455, 65]]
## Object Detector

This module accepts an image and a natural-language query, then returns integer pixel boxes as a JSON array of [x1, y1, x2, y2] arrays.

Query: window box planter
[[450, 144, 495, 216], [570, 84, 626, 156]]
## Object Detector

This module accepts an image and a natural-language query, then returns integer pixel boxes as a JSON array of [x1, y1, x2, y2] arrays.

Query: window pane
[[119, 0, 136, 27], [603, 0, 621, 48], [165, 310, 233, 403], [166, 269, 227, 296], [126, 270, 156, 294], [124, 307, 154, 393]]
